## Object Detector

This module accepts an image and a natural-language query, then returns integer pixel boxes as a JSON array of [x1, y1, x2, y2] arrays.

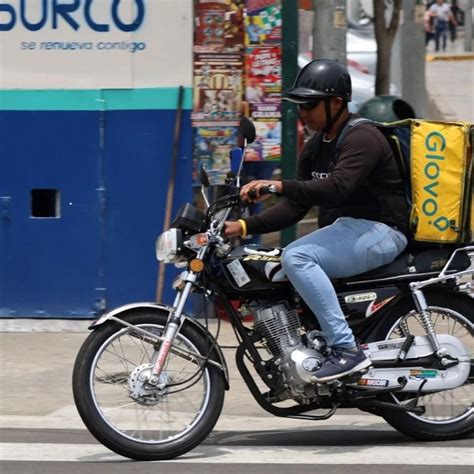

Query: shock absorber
[[409, 286, 441, 352], [399, 316, 411, 337]]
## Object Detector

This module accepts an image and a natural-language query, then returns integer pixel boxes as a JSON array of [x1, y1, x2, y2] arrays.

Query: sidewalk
[[425, 33, 474, 123], [0, 317, 279, 421]]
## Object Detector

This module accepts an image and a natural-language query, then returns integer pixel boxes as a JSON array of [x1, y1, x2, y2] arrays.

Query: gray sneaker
[[311, 346, 372, 383]]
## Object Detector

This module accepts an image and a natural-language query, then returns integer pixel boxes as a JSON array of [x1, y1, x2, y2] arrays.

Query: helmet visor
[[283, 87, 337, 104], [282, 95, 312, 104]]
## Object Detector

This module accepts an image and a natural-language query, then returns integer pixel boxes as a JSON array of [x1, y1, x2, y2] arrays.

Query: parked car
[[346, 30, 377, 75]]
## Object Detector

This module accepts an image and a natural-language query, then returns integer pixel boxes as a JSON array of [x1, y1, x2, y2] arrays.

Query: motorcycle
[[73, 118, 474, 461]]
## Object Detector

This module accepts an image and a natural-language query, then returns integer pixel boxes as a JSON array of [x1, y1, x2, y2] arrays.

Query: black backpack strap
[[334, 117, 374, 163], [311, 116, 374, 163]]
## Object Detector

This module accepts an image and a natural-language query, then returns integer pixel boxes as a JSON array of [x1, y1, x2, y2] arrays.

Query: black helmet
[[284, 59, 352, 103]]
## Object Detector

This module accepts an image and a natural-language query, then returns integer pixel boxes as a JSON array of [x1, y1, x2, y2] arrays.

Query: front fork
[[148, 274, 197, 384], [148, 220, 229, 385]]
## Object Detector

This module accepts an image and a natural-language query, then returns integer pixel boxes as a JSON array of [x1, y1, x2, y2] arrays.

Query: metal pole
[[464, 0, 473, 52], [281, 0, 298, 246], [312, 0, 346, 65], [391, 0, 426, 117], [156, 86, 184, 302]]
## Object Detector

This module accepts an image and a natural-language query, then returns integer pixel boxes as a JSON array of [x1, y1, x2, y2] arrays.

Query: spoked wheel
[[73, 311, 225, 460], [375, 291, 473, 440]]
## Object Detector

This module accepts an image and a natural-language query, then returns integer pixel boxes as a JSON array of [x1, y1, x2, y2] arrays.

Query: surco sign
[[0, 0, 146, 32]]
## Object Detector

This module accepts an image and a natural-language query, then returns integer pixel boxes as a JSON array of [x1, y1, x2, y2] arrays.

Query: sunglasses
[[298, 100, 322, 111]]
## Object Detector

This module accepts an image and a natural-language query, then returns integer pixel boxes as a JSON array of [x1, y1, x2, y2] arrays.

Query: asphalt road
[[1, 424, 472, 474], [0, 323, 472, 474]]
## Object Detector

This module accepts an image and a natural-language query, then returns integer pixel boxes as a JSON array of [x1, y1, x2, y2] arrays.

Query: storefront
[[0, 0, 194, 317], [0, 0, 291, 318]]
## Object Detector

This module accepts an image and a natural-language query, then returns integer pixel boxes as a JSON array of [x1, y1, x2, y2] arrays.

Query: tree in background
[[373, 0, 402, 95]]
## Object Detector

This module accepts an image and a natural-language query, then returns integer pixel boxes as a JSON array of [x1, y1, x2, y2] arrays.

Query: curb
[[426, 53, 474, 61], [0, 316, 226, 333], [0, 319, 92, 333]]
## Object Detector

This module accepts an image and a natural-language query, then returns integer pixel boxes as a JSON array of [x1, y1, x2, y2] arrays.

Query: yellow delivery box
[[410, 120, 472, 244]]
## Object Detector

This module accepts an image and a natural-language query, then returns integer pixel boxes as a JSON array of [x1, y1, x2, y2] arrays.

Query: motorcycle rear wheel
[[375, 290, 473, 441], [72, 311, 226, 460]]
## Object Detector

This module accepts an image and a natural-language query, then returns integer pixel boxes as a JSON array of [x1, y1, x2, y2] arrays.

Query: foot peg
[[344, 367, 371, 383], [311, 366, 371, 385]]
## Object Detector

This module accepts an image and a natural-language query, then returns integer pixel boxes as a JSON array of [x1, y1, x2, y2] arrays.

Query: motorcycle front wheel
[[72, 311, 226, 460], [375, 290, 473, 441]]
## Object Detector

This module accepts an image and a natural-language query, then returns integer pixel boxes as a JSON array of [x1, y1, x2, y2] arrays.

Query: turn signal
[[189, 233, 209, 247], [189, 259, 205, 273]]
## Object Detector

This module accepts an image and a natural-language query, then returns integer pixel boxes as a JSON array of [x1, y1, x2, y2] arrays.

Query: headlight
[[156, 229, 182, 263]]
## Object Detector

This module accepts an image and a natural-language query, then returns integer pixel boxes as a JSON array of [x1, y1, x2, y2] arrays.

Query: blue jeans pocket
[[365, 224, 404, 270], [366, 239, 398, 270]]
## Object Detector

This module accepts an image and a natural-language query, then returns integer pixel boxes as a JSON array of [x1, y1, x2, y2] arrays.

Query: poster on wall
[[0, 0, 194, 89], [249, 102, 281, 120], [252, 121, 281, 160], [192, 52, 243, 121], [245, 46, 281, 102], [246, 103, 281, 161], [193, 124, 238, 185], [194, 0, 245, 52], [245, 0, 282, 46], [192, 0, 282, 182]]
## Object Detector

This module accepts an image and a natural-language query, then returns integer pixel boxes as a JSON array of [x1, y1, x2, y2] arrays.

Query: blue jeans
[[281, 217, 408, 348], [435, 19, 448, 51]]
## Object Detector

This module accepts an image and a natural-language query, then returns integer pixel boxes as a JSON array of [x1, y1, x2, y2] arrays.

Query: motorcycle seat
[[336, 246, 472, 286]]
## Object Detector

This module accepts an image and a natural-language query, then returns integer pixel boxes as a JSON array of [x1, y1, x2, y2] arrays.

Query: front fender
[[89, 302, 230, 389]]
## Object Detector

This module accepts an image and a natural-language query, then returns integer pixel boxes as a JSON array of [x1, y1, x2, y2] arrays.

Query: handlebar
[[247, 184, 277, 200], [208, 184, 278, 219]]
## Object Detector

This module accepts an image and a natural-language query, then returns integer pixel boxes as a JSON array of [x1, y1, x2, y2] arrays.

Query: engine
[[253, 303, 326, 393], [254, 303, 301, 357]]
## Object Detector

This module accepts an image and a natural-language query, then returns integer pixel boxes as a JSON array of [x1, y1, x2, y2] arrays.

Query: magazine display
[[245, 0, 282, 46], [193, 53, 243, 122], [193, 0, 282, 184], [193, 124, 239, 186]]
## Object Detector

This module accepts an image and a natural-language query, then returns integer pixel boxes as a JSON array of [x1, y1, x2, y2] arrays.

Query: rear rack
[[409, 245, 474, 292]]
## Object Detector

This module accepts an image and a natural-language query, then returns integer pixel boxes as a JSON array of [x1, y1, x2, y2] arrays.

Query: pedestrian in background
[[424, 4, 435, 48], [449, 0, 462, 43], [429, 0, 457, 52]]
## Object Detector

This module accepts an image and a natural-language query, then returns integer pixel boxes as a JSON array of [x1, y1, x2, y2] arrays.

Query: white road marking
[[0, 407, 387, 431], [0, 443, 472, 465]]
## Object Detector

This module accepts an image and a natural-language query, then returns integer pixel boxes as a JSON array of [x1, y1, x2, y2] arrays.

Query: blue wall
[[0, 88, 193, 318]]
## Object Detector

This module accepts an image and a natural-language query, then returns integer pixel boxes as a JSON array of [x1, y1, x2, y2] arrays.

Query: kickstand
[[407, 379, 427, 413]]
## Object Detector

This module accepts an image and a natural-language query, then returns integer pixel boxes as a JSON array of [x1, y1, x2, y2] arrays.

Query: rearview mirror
[[238, 117, 256, 146]]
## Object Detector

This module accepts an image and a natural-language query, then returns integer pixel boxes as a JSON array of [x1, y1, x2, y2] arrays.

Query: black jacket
[[245, 115, 409, 236]]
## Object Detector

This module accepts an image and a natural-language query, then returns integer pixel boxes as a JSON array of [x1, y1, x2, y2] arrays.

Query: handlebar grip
[[248, 185, 276, 199], [248, 189, 258, 199]]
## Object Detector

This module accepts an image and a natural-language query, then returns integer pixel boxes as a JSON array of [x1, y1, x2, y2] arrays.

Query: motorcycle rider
[[225, 59, 409, 382]]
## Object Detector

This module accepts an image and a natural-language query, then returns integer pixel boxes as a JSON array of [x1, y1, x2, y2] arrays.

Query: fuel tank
[[220, 244, 290, 295]]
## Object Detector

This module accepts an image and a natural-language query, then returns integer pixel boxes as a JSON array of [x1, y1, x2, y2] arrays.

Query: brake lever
[[213, 194, 243, 212], [211, 186, 275, 219]]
